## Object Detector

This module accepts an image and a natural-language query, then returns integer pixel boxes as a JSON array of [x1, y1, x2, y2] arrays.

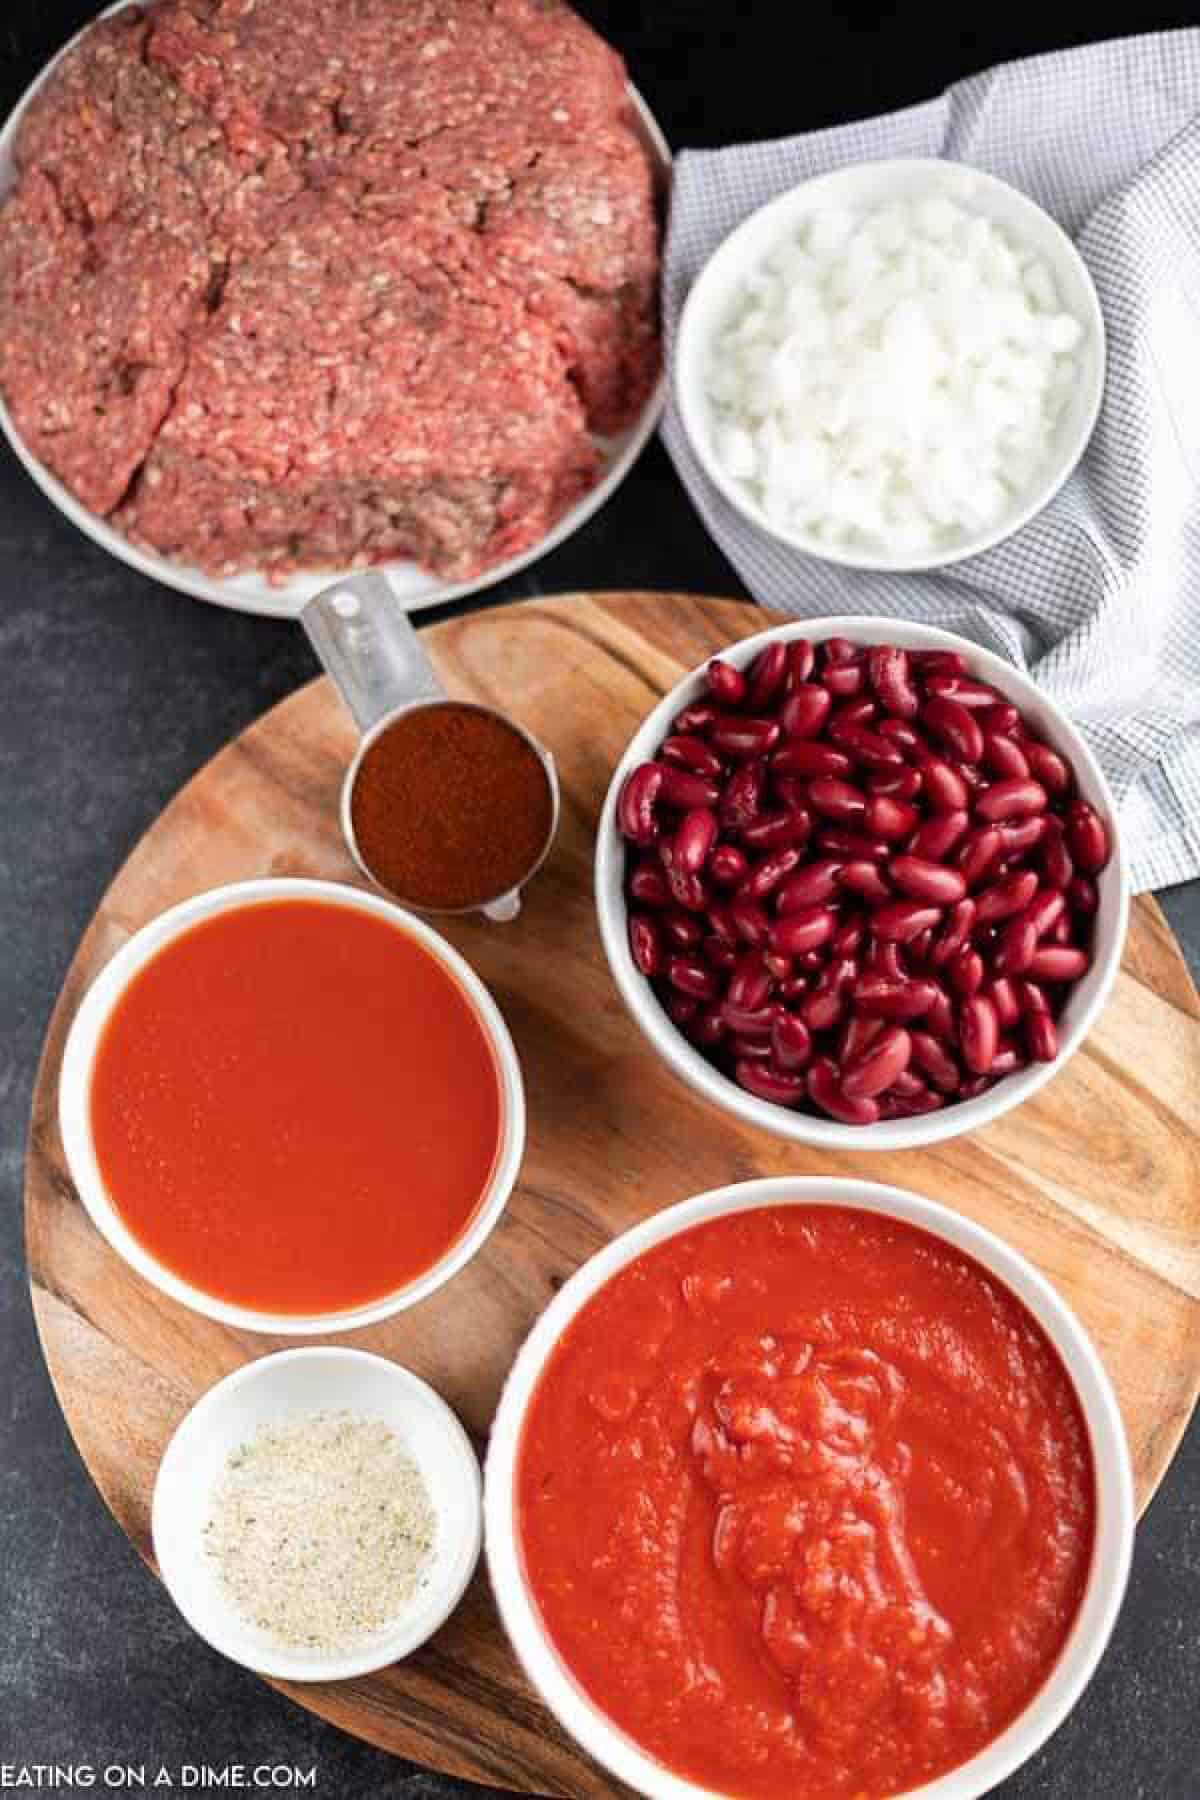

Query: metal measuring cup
[[302, 571, 560, 922]]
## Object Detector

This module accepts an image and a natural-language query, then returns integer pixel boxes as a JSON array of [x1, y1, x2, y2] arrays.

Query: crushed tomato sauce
[[516, 1206, 1095, 1799]]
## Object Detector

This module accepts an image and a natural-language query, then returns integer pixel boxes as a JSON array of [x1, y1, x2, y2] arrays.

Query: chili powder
[[349, 701, 555, 911]]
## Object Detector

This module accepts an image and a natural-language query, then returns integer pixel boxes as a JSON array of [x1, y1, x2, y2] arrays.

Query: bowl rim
[[152, 1346, 483, 1681], [0, 0, 672, 619], [57, 876, 526, 1333], [594, 613, 1130, 1151], [483, 1175, 1135, 1800], [673, 156, 1107, 574]]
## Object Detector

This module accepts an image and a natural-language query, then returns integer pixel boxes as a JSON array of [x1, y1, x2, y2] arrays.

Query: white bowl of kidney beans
[[596, 617, 1129, 1147]]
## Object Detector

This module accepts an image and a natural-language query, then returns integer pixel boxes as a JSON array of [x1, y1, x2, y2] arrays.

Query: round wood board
[[26, 592, 1200, 1796]]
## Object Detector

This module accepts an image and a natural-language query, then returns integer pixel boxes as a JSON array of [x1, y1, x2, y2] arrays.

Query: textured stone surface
[[1, 4, 1198, 1796]]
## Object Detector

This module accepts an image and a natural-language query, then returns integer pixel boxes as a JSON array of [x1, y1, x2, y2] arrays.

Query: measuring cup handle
[[301, 571, 443, 733]]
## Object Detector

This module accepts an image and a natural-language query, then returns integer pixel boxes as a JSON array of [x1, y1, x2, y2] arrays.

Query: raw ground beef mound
[[0, 0, 661, 581]]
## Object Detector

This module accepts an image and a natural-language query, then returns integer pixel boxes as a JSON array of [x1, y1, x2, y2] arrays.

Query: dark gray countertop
[[2, 4, 1198, 1795]]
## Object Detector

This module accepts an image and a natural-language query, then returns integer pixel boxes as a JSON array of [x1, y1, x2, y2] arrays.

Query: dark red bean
[[1049, 913, 1073, 945], [727, 952, 774, 1011], [890, 855, 968, 906], [877, 718, 925, 754], [742, 846, 804, 901], [617, 762, 663, 845], [787, 639, 816, 686], [1066, 801, 1112, 874], [1024, 888, 1067, 941], [929, 898, 976, 967], [871, 901, 943, 943], [734, 1059, 808, 1104], [1016, 979, 1050, 1017], [771, 771, 810, 813], [772, 1012, 813, 1071], [661, 734, 724, 778], [922, 695, 984, 763], [907, 810, 969, 862], [838, 860, 893, 904], [779, 974, 810, 1005], [722, 1002, 778, 1039], [816, 828, 891, 861], [866, 794, 920, 840], [822, 636, 860, 665], [666, 862, 709, 911], [840, 1013, 883, 1063], [868, 940, 907, 981], [706, 902, 738, 945], [948, 947, 984, 996], [959, 1074, 990, 1100], [808, 777, 867, 824], [960, 993, 999, 1073], [730, 1033, 773, 1062], [690, 1004, 727, 1047], [831, 917, 866, 957], [982, 733, 1030, 780], [746, 643, 789, 710], [629, 861, 671, 907], [922, 757, 970, 813], [628, 914, 662, 977], [703, 936, 738, 972], [994, 914, 1040, 976], [710, 843, 749, 888], [987, 977, 1021, 1030], [1041, 819, 1074, 890], [777, 859, 845, 911], [729, 897, 772, 946], [1067, 875, 1099, 916], [879, 1086, 945, 1118], [979, 703, 1020, 735], [822, 660, 866, 697], [772, 906, 837, 956], [955, 825, 1005, 888], [996, 815, 1048, 855], [910, 1031, 960, 1092], [1025, 1011, 1058, 1062], [869, 767, 924, 801], [780, 683, 833, 740], [924, 984, 956, 1042], [989, 1039, 1026, 1078], [674, 807, 718, 874], [925, 674, 1004, 710], [710, 716, 781, 759], [974, 869, 1039, 924], [832, 724, 905, 769], [801, 957, 858, 1032], [843, 1025, 912, 1099], [707, 657, 746, 705], [740, 808, 812, 852], [912, 649, 969, 677], [658, 766, 721, 810], [1027, 945, 1091, 982], [868, 645, 919, 719], [673, 701, 718, 736], [663, 991, 699, 1029], [854, 975, 938, 1019], [763, 949, 794, 981], [773, 740, 853, 779], [666, 955, 718, 1001], [1025, 742, 1072, 796], [720, 761, 765, 832], [661, 908, 704, 950], [976, 778, 1048, 823], [807, 1057, 880, 1125]]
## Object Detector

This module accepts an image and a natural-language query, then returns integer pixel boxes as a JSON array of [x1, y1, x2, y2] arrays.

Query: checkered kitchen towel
[[661, 31, 1200, 893]]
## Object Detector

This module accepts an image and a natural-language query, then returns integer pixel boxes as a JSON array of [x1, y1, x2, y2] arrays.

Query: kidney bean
[[1066, 801, 1112, 874], [869, 766, 924, 801], [1028, 945, 1091, 982], [629, 861, 671, 907], [822, 636, 860, 665], [1025, 742, 1072, 796], [866, 794, 920, 840], [979, 703, 1020, 736], [993, 913, 1040, 976], [1040, 819, 1074, 890], [703, 936, 738, 972], [838, 860, 893, 903], [720, 760, 764, 832], [922, 694, 984, 763], [727, 951, 774, 1011], [1024, 888, 1067, 942], [628, 913, 662, 977], [839, 1012, 883, 1062], [974, 869, 1040, 923], [912, 649, 969, 677], [787, 639, 816, 686], [743, 642, 786, 709], [661, 734, 724, 779], [666, 859, 710, 910], [708, 845, 746, 890], [877, 717, 924, 753], [722, 999, 779, 1038], [777, 858, 845, 912], [832, 917, 866, 956], [822, 660, 867, 697], [929, 898, 976, 966], [773, 740, 853, 779], [996, 815, 1048, 855], [880, 1086, 945, 1118], [923, 983, 956, 1042], [673, 701, 719, 736], [741, 809, 812, 852], [617, 762, 663, 845], [868, 940, 907, 980], [729, 896, 772, 946], [772, 1012, 813, 1071], [1067, 874, 1099, 916], [796, 950, 829, 973], [910, 1031, 961, 1092], [735, 1059, 808, 1105], [780, 683, 833, 740], [658, 766, 721, 810], [661, 908, 704, 950], [925, 674, 1004, 710], [976, 778, 1048, 823], [960, 993, 999, 1073], [807, 1057, 881, 1125], [888, 1068, 927, 1100], [958, 1074, 990, 1100], [1025, 1012, 1058, 1062], [771, 773, 810, 815], [953, 825, 1004, 890], [987, 1039, 1026, 1078], [808, 777, 868, 824], [730, 1033, 773, 1062], [833, 724, 905, 770], [982, 733, 1030, 781], [707, 657, 746, 706], [904, 810, 967, 864], [890, 855, 968, 905], [987, 977, 1021, 1030], [772, 906, 837, 956], [949, 946, 984, 996], [815, 828, 891, 860], [706, 901, 739, 945], [907, 926, 937, 967], [842, 1025, 913, 1099], [854, 975, 938, 1019], [1015, 977, 1050, 1015], [871, 901, 944, 943], [1049, 913, 1073, 944], [921, 756, 970, 813], [674, 807, 719, 875], [762, 948, 794, 980], [779, 974, 811, 1005], [867, 644, 920, 719], [830, 697, 880, 732], [663, 991, 699, 1028], [710, 716, 782, 760], [742, 846, 804, 901], [666, 954, 718, 1001]]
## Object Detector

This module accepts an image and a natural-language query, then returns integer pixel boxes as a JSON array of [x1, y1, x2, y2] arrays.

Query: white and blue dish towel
[[661, 31, 1200, 894]]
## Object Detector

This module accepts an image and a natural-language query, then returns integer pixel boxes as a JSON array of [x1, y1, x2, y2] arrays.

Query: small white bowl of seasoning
[[152, 1348, 482, 1681], [675, 158, 1105, 571]]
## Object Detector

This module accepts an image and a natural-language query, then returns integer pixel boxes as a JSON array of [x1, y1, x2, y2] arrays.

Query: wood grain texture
[[25, 592, 1200, 1794]]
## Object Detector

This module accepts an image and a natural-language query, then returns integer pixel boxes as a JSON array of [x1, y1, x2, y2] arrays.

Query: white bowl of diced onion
[[674, 159, 1105, 571]]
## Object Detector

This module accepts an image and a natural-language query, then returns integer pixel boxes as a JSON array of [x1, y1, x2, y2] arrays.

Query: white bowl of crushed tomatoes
[[594, 615, 1129, 1150], [485, 1176, 1135, 1800]]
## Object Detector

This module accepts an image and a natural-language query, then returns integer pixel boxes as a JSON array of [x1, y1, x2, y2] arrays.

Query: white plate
[[0, 1, 670, 617]]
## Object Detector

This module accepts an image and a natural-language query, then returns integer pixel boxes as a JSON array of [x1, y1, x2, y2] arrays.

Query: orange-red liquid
[[90, 899, 503, 1314]]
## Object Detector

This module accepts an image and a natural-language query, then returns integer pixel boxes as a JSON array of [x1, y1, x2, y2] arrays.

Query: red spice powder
[[349, 701, 554, 910]]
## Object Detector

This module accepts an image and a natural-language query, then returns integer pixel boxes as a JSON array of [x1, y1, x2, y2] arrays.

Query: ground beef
[[0, 0, 661, 581]]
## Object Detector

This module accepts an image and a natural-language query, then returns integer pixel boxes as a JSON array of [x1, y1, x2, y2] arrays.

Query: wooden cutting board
[[25, 592, 1200, 1796]]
